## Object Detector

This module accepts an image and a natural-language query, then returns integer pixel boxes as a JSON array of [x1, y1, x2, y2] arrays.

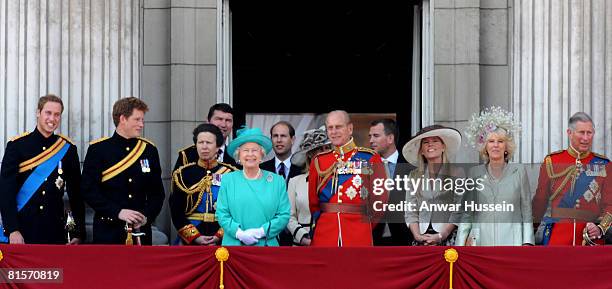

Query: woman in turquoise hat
[[215, 127, 291, 246]]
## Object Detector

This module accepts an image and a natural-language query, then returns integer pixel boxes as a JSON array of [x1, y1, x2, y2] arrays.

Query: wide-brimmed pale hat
[[402, 125, 462, 166], [227, 126, 273, 157], [291, 126, 331, 167]]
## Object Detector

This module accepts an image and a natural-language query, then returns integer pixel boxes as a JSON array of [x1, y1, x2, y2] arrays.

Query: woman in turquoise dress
[[216, 127, 290, 246]]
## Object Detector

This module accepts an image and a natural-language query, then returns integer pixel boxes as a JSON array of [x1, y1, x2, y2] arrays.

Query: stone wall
[[142, 0, 221, 239], [433, 0, 612, 163]]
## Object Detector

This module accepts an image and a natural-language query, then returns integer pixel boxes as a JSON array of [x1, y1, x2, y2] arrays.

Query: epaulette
[[544, 154, 573, 179], [174, 162, 197, 176], [172, 163, 199, 195], [138, 137, 156, 147], [314, 149, 333, 158], [57, 133, 75, 145], [548, 150, 564, 157], [178, 144, 195, 153], [9, 131, 30, 142], [593, 152, 610, 161], [356, 147, 377, 155], [218, 161, 239, 172], [89, 137, 109, 145]]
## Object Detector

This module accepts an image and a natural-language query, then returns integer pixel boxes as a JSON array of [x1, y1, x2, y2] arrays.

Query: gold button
[[39, 205, 44, 210], [128, 194, 133, 198], [338, 200, 343, 203], [42, 147, 46, 150], [42, 191, 46, 196], [126, 147, 130, 151], [339, 185, 343, 189], [338, 192, 343, 196]]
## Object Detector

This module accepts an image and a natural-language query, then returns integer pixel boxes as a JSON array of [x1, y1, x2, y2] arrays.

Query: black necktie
[[278, 163, 287, 180]]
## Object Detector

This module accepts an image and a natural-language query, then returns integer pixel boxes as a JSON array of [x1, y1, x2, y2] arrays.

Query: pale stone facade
[[1, 0, 611, 241]]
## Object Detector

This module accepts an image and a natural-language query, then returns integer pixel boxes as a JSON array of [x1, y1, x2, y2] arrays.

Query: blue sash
[[172, 184, 220, 245], [542, 156, 607, 245], [0, 221, 7, 243], [318, 152, 374, 203], [0, 142, 70, 243], [16, 143, 70, 211]]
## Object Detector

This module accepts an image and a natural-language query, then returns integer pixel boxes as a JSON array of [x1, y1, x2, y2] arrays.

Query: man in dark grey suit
[[260, 120, 301, 246], [369, 119, 414, 246]]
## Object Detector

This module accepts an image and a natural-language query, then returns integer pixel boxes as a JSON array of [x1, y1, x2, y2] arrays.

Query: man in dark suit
[[174, 103, 238, 171], [369, 119, 414, 246], [260, 121, 301, 183]]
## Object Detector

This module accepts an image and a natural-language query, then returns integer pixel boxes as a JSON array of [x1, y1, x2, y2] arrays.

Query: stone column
[[141, 0, 221, 240], [0, 0, 140, 160], [432, 0, 482, 162], [512, 0, 612, 162]]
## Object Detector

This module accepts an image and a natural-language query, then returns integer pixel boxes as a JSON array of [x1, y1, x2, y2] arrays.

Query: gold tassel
[[215, 247, 229, 289], [125, 223, 133, 246], [444, 248, 458, 289]]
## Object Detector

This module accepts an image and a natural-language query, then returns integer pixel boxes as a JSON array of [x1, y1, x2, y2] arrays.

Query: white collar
[[217, 145, 226, 162], [383, 150, 399, 164], [275, 156, 292, 169]]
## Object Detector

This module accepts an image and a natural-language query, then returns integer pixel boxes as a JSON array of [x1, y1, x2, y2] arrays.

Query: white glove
[[236, 228, 258, 245], [245, 227, 265, 239]]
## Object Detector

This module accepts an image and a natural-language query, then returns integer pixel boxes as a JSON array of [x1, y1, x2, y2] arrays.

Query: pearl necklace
[[243, 168, 262, 180]]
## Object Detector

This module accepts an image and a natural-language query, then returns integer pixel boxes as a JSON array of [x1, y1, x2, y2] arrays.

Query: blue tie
[[278, 163, 287, 180], [388, 162, 396, 176]]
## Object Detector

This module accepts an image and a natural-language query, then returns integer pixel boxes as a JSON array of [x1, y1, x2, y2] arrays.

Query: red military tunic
[[533, 148, 611, 245], [308, 139, 387, 247]]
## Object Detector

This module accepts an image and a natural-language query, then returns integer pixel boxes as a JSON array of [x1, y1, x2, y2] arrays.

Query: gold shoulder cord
[[172, 169, 213, 215], [545, 156, 573, 179], [545, 156, 577, 201], [315, 158, 336, 194]]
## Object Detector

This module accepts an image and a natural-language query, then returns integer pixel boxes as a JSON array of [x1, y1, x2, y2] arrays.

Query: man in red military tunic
[[533, 112, 611, 246], [308, 110, 387, 247]]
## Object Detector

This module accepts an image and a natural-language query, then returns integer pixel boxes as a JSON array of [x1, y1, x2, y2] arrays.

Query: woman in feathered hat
[[215, 127, 290, 246], [402, 125, 463, 246], [286, 126, 331, 246], [456, 107, 534, 246]]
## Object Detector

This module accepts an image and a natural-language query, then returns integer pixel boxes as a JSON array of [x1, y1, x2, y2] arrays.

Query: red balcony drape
[[0, 245, 609, 289]]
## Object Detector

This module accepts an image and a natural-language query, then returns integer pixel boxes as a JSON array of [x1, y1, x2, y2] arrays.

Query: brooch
[[55, 176, 65, 190]]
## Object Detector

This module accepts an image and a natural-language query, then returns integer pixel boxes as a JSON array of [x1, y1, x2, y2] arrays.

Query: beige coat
[[404, 167, 462, 234], [286, 173, 311, 244], [456, 163, 535, 246]]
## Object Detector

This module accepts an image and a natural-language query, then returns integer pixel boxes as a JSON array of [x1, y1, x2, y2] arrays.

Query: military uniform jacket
[[170, 159, 237, 244], [533, 148, 611, 245], [308, 139, 387, 247], [0, 128, 85, 244], [81, 132, 165, 245]]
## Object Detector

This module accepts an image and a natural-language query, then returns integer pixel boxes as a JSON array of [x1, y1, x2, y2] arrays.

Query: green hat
[[227, 126, 273, 157]]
